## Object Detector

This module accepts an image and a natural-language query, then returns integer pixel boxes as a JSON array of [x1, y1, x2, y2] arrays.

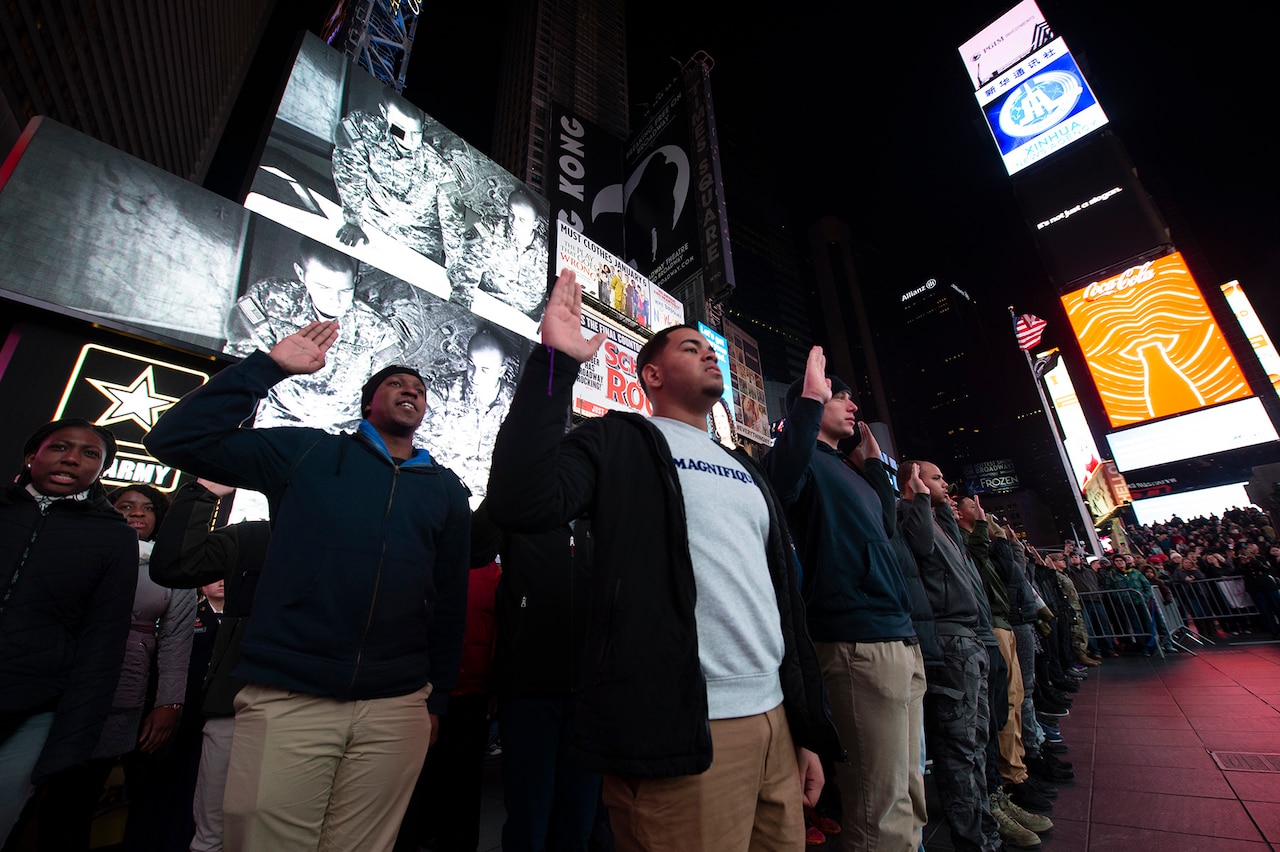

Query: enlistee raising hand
[[541, 269, 605, 363]]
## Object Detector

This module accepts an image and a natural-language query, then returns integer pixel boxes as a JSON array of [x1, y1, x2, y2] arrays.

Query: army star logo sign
[[53, 344, 210, 492], [86, 366, 180, 430]]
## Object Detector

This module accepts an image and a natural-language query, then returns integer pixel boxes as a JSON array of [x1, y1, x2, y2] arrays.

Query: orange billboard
[[1062, 252, 1249, 427]]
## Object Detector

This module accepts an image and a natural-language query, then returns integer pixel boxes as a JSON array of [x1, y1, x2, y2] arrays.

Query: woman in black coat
[[0, 419, 138, 847]]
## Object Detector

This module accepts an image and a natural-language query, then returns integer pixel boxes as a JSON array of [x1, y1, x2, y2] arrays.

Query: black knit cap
[[360, 365, 425, 415], [21, 418, 118, 472], [784, 374, 852, 414]]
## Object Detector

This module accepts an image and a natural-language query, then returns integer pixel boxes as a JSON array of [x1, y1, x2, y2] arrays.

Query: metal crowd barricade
[[1150, 591, 1201, 655], [1077, 588, 1166, 659], [1168, 576, 1261, 641]]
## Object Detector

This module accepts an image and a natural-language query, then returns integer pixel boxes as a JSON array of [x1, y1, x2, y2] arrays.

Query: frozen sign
[[977, 38, 1108, 176], [573, 305, 653, 418]]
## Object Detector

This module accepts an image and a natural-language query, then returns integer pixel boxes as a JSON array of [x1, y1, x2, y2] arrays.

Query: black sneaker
[[1022, 775, 1058, 797], [1042, 741, 1070, 755], [1007, 782, 1054, 813], [1027, 755, 1074, 782], [1042, 751, 1074, 772], [1037, 704, 1070, 718]]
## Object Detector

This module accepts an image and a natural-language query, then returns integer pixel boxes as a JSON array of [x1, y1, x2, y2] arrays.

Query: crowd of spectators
[[1078, 508, 1280, 645]]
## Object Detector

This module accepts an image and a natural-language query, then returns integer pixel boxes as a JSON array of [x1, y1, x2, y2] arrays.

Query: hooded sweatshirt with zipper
[[144, 350, 470, 712]]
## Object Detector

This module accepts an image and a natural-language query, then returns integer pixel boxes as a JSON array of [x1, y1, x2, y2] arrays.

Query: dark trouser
[[500, 695, 601, 852], [1013, 623, 1041, 755], [35, 757, 116, 852], [1081, 599, 1113, 653], [395, 692, 491, 852], [120, 722, 205, 852], [1251, 589, 1280, 636], [984, 641, 1008, 798], [924, 631, 991, 852]]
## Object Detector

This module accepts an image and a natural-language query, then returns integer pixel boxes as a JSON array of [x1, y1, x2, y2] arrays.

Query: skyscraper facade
[[0, 0, 275, 181], [490, 0, 628, 194]]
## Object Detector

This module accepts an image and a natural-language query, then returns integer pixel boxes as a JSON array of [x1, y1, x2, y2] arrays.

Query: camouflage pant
[[924, 631, 994, 852], [1013, 623, 1042, 752]]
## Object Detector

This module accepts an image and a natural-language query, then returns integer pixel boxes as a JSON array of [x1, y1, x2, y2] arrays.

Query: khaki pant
[[223, 682, 431, 852], [817, 640, 926, 852], [994, 628, 1028, 784], [602, 703, 803, 852]]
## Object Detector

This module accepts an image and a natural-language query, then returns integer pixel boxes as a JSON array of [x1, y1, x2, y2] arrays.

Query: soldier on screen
[[331, 96, 462, 266], [422, 329, 516, 499], [450, 186, 549, 317], [224, 240, 401, 430]]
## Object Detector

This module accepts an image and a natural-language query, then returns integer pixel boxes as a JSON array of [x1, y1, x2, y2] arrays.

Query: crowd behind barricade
[[9, 268, 1254, 851], [1068, 509, 1280, 654]]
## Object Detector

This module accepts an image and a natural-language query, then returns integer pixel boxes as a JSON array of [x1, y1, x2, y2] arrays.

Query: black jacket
[[998, 537, 1039, 626], [145, 351, 471, 712], [488, 345, 842, 777], [149, 482, 270, 716], [892, 493, 944, 667], [0, 484, 138, 780], [472, 503, 593, 698], [762, 398, 916, 643]]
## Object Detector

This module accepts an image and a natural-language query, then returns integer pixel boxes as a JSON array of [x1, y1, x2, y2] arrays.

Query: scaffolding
[[338, 0, 420, 93]]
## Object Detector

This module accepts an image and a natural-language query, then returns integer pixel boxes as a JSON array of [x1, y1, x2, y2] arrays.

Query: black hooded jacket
[[487, 345, 842, 777]]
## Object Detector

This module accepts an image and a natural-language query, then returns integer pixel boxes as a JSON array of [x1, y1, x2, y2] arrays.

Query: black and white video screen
[[245, 32, 550, 343], [0, 120, 249, 353], [230, 216, 525, 500], [0, 117, 527, 503]]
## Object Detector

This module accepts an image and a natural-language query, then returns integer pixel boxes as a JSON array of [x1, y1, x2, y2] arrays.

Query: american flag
[[1014, 313, 1047, 351]]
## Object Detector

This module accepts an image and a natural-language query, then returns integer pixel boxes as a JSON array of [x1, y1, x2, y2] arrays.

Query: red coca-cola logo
[[1082, 261, 1155, 302]]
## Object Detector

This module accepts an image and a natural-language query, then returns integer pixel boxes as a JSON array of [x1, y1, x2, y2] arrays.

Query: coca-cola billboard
[[1062, 251, 1251, 427]]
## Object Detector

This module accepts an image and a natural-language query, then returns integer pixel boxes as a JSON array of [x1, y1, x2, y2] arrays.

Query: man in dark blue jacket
[[145, 321, 470, 852], [764, 348, 924, 852]]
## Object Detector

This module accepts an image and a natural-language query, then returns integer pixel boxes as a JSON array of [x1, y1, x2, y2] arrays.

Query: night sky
[[406, 0, 1280, 406]]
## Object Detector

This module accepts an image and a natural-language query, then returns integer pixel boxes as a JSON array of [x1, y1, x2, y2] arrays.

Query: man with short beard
[[897, 461, 997, 852], [486, 271, 840, 852], [147, 322, 470, 852]]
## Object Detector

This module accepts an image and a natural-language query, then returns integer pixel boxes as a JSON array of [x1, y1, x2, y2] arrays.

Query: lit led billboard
[[975, 37, 1108, 176], [958, 0, 1054, 88], [243, 32, 550, 343], [1222, 280, 1280, 398], [722, 318, 770, 444], [1040, 352, 1101, 489], [1107, 397, 1278, 471], [1061, 252, 1250, 427], [0, 30, 559, 506], [574, 305, 651, 419], [554, 219, 684, 331]]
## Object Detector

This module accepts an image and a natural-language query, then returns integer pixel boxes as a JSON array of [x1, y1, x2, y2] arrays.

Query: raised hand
[[800, 346, 831, 404], [541, 268, 605, 362], [903, 462, 925, 498], [268, 320, 339, 376], [973, 494, 987, 522], [850, 421, 881, 468]]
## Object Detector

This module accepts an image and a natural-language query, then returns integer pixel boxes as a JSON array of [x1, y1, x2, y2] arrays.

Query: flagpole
[[1011, 307, 1104, 555]]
